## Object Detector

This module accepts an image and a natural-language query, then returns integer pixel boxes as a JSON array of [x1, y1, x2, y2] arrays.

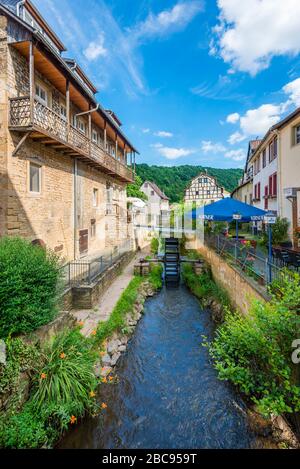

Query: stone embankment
[[94, 280, 156, 379]]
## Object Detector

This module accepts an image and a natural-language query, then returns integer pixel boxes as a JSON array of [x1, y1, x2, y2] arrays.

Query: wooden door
[[79, 229, 88, 255]]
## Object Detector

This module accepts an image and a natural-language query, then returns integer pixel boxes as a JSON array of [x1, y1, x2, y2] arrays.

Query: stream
[[60, 285, 259, 449]]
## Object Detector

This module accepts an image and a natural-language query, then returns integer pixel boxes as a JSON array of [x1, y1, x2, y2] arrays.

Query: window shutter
[[273, 173, 277, 196], [269, 176, 272, 196]]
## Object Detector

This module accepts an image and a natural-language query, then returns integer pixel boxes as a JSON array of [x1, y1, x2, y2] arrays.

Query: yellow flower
[[109, 376, 114, 382], [41, 373, 47, 380], [89, 391, 96, 398], [70, 415, 77, 425]]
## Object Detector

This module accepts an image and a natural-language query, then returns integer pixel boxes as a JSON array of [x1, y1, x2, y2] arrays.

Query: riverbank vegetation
[[96, 263, 163, 345], [208, 272, 300, 418], [0, 329, 97, 448], [182, 260, 230, 309], [0, 239, 163, 448]]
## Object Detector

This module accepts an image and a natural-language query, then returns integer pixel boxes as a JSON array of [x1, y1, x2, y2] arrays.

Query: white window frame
[[60, 104, 67, 121], [295, 125, 300, 145], [77, 118, 86, 134], [92, 130, 98, 144], [35, 83, 48, 106], [29, 161, 42, 195]]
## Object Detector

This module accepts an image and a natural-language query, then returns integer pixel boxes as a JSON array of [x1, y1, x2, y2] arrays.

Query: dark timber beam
[[12, 131, 31, 157]]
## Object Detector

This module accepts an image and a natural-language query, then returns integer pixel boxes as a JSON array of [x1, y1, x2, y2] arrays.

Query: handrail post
[[88, 264, 91, 284]]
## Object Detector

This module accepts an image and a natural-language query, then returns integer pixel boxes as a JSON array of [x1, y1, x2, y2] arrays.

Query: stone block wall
[[71, 251, 135, 309], [198, 244, 270, 314]]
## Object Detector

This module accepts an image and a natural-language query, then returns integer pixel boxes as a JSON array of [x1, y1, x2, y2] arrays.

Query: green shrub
[[182, 263, 229, 307], [208, 272, 300, 417], [0, 237, 62, 338], [261, 217, 290, 246], [148, 263, 163, 290], [150, 237, 159, 255], [0, 337, 41, 415], [0, 401, 49, 449]]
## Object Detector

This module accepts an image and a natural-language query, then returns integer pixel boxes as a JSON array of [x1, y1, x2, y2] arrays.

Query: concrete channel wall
[[198, 244, 271, 314]]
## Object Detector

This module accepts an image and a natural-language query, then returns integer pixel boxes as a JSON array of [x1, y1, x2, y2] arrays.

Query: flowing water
[[60, 285, 258, 449]]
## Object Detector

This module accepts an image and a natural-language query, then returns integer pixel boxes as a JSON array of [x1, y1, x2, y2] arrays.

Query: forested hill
[[135, 164, 243, 203]]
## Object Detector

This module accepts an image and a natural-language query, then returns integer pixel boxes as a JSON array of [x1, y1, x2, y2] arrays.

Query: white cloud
[[152, 144, 195, 160], [240, 104, 281, 136], [201, 140, 226, 154], [131, 1, 203, 43], [283, 77, 300, 108], [211, 0, 300, 75], [228, 131, 246, 145], [83, 33, 107, 61], [225, 149, 246, 162], [226, 112, 240, 124], [142, 128, 150, 134], [154, 131, 174, 138]]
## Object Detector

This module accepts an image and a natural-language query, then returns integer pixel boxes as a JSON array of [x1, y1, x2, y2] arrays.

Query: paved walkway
[[73, 250, 149, 337]]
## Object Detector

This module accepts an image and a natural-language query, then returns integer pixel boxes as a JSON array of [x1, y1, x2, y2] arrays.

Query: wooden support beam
[[104, 121, 107, 150], [29, 42, 35, 124], [66, 79, 70, 142], [12, 131, 31, 157], [115, 133, 118, 161], [88, 105, 92, 156]]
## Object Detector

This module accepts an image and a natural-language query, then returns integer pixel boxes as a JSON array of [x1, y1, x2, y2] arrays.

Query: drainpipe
[[16, 1, 26, 18], [75, 104, 99, 118], [274, 129, 283, 220], [73, 158, 78, 260]]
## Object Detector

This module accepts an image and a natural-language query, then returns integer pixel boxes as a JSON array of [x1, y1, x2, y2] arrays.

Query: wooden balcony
[[9, 96, 134, 183]]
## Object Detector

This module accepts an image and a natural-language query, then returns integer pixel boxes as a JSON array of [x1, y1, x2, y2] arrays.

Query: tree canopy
[[135, 164, 243, 203]]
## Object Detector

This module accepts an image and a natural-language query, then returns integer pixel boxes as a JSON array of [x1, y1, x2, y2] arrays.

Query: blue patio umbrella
[[189, 198, 267, 223]]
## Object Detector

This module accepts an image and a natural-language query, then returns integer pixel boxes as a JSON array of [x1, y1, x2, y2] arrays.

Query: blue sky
[[35, 0, 300, 168]]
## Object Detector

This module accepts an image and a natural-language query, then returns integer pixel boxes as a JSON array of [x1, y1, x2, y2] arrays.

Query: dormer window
[[35, 83, 47, 106]]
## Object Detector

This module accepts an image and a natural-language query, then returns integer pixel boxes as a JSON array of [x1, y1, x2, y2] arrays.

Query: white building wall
[[253, 157, 278, 213]]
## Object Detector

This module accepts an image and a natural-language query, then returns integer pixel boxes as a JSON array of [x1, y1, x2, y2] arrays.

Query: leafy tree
[[135, 164, 243, 203], [127, 175, 147, 201]]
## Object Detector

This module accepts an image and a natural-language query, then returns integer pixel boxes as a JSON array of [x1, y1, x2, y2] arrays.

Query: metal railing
[[205, 235, 296, 290], [60, 239, 133, 289], [9, 97, 133, 182]]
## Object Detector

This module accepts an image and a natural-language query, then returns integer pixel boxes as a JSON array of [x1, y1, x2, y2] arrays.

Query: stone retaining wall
[[71, 251, 135, 310], [198, 244, 271, 314]]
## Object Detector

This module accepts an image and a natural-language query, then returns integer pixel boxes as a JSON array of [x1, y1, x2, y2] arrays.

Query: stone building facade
[[0, 1, 138, 261]]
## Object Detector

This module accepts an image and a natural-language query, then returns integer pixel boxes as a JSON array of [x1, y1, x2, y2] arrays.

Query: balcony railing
[[9, 96, 134, 182]]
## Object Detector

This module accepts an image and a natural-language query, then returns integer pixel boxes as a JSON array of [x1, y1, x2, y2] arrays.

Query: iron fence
[[60, 239, 132, 289], [205, 235, 296, 290]]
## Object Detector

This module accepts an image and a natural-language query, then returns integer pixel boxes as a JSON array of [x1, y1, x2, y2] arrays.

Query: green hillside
[[135, 164, 243, 203]]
